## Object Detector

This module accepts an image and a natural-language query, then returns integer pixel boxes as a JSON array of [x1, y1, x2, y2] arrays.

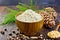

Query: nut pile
[[7, 28, 30, 40], [7, 30, 30, 40], [0, 28, 7, 35], [7, 30, 43, 40], [39, 7, 57, 28], [0, 28, 54, 40], [47, 31, 60, 38]]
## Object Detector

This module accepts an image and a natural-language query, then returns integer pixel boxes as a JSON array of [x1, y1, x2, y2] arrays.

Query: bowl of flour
[[15, 9, 44, 36]]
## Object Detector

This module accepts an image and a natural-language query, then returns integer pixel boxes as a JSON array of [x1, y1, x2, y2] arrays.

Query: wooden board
[[0, 6, 60, 40]]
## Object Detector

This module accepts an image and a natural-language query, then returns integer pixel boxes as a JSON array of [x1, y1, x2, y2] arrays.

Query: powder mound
[[16, 9, 43, 22], [47, 31, 60, 38]]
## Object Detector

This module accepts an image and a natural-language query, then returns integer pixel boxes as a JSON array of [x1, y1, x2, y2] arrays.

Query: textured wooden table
[[0, 6, 60, 40]]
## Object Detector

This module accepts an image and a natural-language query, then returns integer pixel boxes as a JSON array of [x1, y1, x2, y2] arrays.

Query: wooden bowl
[[15, 12, 44, 36]]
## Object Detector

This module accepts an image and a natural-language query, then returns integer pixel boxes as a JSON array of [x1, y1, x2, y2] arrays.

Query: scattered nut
[[0, 31, 5, 35], [17, 28, 19, 31], [40, 37, 43, 39], [46, 39, 49, 40], [9, 33, 12, 36], [40, 34, 43, 37], [16, 33, 19, 36], [12, 31, 16, 34], [4, 28, 7, 31], [30, 36, 38, 39], [43, 38, 46, 40]]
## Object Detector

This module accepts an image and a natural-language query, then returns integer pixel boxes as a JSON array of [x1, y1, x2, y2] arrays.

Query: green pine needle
[[1, 8, 19, 25], [16, 5, 28, 11]]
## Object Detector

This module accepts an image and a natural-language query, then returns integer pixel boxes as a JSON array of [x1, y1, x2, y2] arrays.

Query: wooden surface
[[0, 0, 60, 6], [0, 6, 60, 40]]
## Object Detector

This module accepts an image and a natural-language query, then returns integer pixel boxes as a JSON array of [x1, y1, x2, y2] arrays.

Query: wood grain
[[0, 6, 60, 40]]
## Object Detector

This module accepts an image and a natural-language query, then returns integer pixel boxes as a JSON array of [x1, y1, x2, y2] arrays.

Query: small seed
[[46, 39, 49, 40], [12, 31, 15, 34], [44, 39, 46, 40], [19, 39, 21, 40], [11, 38, 14, 40], [12, 36, 15, 38], [25, 36, 29, 39], [7, 37, 11, 40], [16, 37, 19, 39], [17, 28, 19, 31], [19, 34, 23, 36], [40, 37, 43, 39], [9, 33, 12, 36], [0, 31, 5, 35], [20, 32, 23, 34], [9, 36, 12, 38], [16, 33, 19, 35], [30, 36, 38, 39], [40, 34, 43, 37], [4, 29, 7, 31]]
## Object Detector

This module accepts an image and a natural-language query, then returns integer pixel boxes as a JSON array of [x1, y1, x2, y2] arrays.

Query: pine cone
[[44, 7, 57, 19], [38, 7, 57, 28]]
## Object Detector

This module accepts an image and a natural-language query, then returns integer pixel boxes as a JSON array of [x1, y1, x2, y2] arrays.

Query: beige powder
[[16, 9, 43, 22]]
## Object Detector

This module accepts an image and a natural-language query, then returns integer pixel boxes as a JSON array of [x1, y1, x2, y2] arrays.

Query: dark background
[[0, 0, 60, 6]]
